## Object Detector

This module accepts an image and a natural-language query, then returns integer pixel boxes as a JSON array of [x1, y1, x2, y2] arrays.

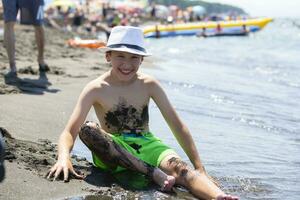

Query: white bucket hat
[[100, 26, 151, 56]]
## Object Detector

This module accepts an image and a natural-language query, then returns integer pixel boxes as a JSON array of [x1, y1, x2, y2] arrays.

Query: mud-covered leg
[[160, 155, 239, 200], [79, 122, 175, 191]]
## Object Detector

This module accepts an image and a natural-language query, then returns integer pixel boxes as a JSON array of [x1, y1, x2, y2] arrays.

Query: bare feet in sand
[[153, 168, 175, 191], [216, 194, 239, 200]]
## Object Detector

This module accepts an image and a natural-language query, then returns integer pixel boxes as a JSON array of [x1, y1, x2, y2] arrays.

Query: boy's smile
[[118, 68, 134, 75], [106, 51, 143, 83]]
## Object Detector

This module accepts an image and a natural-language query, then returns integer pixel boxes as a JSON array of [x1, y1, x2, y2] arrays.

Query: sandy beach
[[0, 24, 196, 200], [0, 23, 110, 200]]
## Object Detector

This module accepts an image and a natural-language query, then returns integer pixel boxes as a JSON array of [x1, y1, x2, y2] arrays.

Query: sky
[[204, 0, 300, 18]]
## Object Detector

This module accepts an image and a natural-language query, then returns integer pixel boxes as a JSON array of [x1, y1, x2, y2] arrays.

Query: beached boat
[[143, 17, 272, 38]]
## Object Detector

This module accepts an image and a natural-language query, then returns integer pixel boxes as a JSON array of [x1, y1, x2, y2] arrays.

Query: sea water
[[73, 18, 300, 199]]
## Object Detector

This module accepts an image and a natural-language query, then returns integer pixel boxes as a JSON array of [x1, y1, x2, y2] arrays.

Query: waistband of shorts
[[113, 131, 153, 137]]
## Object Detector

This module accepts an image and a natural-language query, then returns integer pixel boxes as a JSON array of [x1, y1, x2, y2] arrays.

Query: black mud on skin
[[79, 124, 155, 178], [168, 157, 189, 178], [104, 98, 149, 133]]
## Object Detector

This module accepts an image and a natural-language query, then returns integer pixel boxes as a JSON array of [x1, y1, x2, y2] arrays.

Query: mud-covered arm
[[148, 78, 205, 172]]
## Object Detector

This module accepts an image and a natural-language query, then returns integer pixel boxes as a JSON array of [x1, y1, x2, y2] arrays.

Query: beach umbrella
[[155, 4, 169, 18], [114, 0, 146, 12], [87, 0, 108, 13], [169, 5, 178, 11], [50, 0, 75, 8], [192, 5, 206, 16]]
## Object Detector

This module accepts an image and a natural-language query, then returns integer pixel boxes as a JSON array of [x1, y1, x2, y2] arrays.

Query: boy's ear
[[105, 51, 111, 62]]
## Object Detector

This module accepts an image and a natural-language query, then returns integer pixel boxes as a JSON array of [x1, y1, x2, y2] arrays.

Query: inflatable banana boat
[[143, 17, 272, 38]]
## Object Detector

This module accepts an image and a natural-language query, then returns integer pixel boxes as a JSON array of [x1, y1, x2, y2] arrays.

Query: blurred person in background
[[2, 0, 49, 79]]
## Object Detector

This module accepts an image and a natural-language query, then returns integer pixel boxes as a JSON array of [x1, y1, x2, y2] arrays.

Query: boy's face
[[106, 51, 143, 82]]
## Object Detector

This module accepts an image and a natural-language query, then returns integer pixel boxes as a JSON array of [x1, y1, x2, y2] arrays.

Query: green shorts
[[92, 132, 176, 173]]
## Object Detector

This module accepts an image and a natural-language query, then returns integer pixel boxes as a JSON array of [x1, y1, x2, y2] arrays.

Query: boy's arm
[[48, 82, 97, 181], [149, 78, 205, 173]]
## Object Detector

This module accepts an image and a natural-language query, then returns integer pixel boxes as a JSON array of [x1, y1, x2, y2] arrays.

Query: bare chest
[[94, 83, 150, 133]]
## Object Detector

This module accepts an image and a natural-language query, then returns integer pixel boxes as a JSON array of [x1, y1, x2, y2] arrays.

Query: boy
[[47, 26, 238, 200]]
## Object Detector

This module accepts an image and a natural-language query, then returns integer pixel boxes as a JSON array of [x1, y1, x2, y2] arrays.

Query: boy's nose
[[120, 61, 132, 69]]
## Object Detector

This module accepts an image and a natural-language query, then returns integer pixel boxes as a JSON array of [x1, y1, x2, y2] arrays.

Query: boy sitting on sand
[[47, 26, 238, 200]]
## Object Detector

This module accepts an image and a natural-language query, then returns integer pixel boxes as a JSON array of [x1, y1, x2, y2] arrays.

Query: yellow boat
[[143, 17, 273, 38]]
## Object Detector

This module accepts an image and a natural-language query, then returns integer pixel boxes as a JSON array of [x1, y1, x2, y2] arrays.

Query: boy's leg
[[159, 155, 239, 200], [79, 122, 175, 191]]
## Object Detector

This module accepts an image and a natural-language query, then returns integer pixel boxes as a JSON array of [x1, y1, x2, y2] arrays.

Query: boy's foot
[[161, 175, 176, 191], [153, 168, 175, 192], [39, 63, 50, 72], [216, 194, 239, 200], [0, 133, 5, 182]]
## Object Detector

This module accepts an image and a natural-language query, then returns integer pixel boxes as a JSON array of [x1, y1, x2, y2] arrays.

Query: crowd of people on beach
[[0, 0, 248, 40], [41, 0, 247, 38]]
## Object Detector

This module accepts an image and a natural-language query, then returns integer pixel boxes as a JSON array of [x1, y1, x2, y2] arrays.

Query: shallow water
[[73, 18, 300, 199]]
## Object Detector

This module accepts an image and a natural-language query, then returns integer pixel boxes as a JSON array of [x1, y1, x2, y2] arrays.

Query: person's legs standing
[[34, 25, 46, 66], [2, 0, 18, 75], [31, 0, 49, 71], [4, 22, 16, 73]]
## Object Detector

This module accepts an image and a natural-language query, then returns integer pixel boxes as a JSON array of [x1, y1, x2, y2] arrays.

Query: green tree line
[[151, 0, 246, 15]]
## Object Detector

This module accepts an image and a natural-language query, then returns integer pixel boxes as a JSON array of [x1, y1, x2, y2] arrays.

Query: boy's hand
[[46, 158, 84, 182]]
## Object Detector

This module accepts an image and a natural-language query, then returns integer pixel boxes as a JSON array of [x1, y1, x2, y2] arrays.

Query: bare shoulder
[[137, 73, 163, 97], [138, 72, 160, 86], [82, 72, 110, 95]]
